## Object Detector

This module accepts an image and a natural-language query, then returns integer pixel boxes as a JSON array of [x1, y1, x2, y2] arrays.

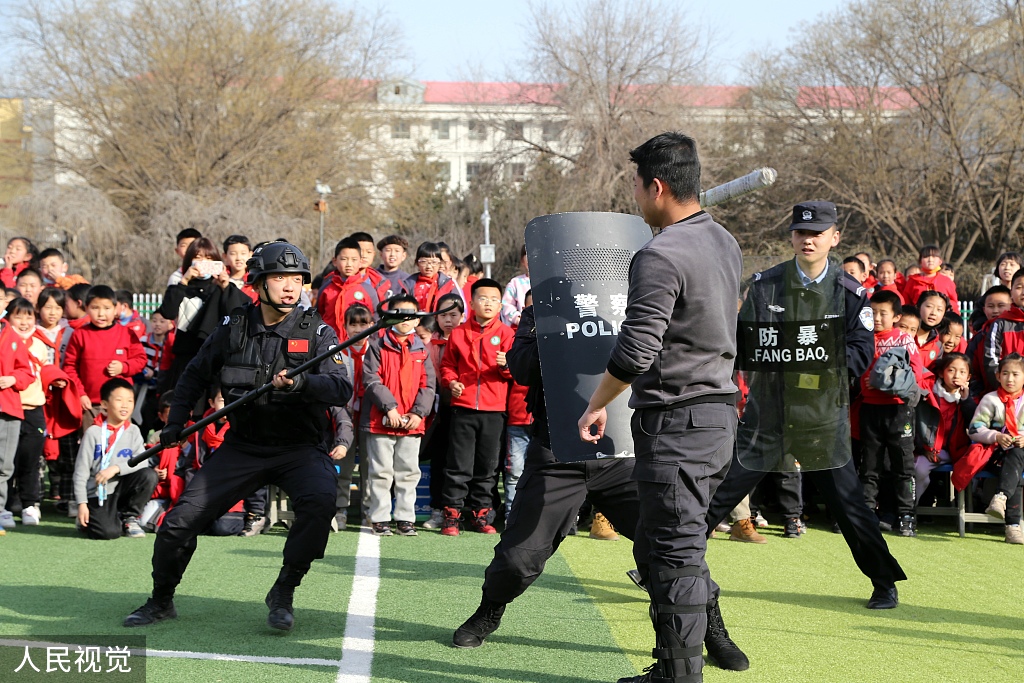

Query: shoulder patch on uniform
[[222, 316, 230, 326], [859, 306, 873, 330], [317, 324, 328, 336], [753, 272, 762, 281]]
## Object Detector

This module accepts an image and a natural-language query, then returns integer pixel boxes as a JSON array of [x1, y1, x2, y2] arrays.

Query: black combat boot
[[452, 595, 506, 648], [123, 597, 177, 628], [704, 597, 750, 671], [265, 584, 295, 631]]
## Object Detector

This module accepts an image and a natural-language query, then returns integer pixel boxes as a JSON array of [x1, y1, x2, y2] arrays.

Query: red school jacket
[[0, 325, 36, 419], [901, 272, 959, 314], [440, 317, 514, 412], [63, 322, 147, 403], [362, 330, 435, 436]]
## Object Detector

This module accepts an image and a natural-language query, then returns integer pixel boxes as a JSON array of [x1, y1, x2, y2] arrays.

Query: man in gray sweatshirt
[[579, 132, 746, 683]]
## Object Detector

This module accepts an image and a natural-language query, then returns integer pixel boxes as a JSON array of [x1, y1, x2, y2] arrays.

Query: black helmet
[[246, 240, 311, 285]]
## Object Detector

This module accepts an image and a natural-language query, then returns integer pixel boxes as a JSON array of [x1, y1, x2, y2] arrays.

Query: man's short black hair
[[114, 289, 133, 306], [85, 284, 116, 306], [841, 256, 865, 273], [349, 231, 374, 244], [629, 132, 701, 203], [901, 304, 920, 320], [100, 377, 134, 401], [223, 234, 252, 252], [67, 283, 91, 304], [870, 289, 903, 315], [471, 278, 502, 297], [38, 247, 65, 262], [985, 283, 1013, 299], [334, 237, 362, 257], [176, 227, 202, 243]]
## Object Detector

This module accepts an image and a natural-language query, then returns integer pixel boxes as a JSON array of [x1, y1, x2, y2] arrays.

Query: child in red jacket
[[859, 289, 927, 537], [318, 238, 381, 338], [0, 319, 37, 531], [439, 279, 514, 536], [914, 353, 972, 504], [63, 285, 148, 418], [362, 294, 435, 536]]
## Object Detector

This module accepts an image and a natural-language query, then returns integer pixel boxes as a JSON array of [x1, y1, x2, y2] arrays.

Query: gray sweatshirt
[[73, 423, 151, 505], [608, 211, 742, 408]]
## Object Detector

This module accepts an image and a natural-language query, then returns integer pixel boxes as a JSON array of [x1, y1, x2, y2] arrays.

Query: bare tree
[[745, 0, 1024, 266], [12, 0, 405, 228]]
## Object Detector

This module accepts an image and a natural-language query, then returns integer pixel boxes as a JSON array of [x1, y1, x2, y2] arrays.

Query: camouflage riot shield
[[525, 212, 653, 463], [735, 259, 853, 471]]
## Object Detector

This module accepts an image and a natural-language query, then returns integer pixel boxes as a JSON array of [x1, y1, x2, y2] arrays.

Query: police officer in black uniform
[[704, 202, 906, 635], [123, 241, 352, 632], [450, 303, 644, 648]]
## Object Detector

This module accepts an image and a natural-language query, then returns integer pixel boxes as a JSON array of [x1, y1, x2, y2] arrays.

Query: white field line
[[1, 527, 383, 675], [335, 527, 382, 683]]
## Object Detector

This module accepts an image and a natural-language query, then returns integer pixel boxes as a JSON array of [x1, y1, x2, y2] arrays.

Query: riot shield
[[525, 212, 653, 463], [735, 259, 853, 471]]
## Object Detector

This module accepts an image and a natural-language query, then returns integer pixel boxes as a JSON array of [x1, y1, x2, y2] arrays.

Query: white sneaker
[[21, 505, 40, 526], [1005, 524, 1024, 545], [987, 492, 1008, 520], [421, 509, 444, 530], [0, 510, 15, 529], [754, 513, 769, 528], [715, 521, 732, 534]]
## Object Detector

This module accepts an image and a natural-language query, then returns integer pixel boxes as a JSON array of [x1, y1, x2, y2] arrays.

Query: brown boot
[[589, 512, 619, 541], [730, 518, 767, 544]]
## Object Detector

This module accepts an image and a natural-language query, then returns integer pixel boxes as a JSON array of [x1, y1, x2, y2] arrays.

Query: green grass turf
[[3, 504, 1023, 683], [0, 503, 358, 682], [560, 520, 1024, 683]]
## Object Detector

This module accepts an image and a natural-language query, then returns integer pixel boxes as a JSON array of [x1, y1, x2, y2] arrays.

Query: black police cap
[[788, 201, 838, 232]]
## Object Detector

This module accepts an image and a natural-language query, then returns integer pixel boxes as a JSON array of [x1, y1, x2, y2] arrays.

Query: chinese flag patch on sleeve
[[288, 339, 310, 354]]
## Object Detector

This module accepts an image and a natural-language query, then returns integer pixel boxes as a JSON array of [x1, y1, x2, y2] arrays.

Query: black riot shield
[[525, 212, 653, 463], [735, 259, 853, 472]]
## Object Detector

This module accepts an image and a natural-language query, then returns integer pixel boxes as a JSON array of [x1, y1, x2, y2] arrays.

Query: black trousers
[[753, 471, 802, 519], [482, 440, 642, 604], [81, 468, 160, 540], [631, 402, 738, 681], [997, 447, 1024, 496], [859, 403, 916, 515], [420, 402, 452, 509], [12, 407, 46, 507], [707, 452, 907, 587], [442, 408, 505, 510], [151, 442, 336, 601]]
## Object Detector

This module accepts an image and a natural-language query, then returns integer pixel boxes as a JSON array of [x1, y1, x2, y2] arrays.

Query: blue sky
[[376, 0, 848, 84], [0, 0, 849, 86]]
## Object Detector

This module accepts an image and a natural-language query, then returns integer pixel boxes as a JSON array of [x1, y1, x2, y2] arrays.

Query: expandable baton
[[700, 168, 777, 208], [127, 300, 453, 467]]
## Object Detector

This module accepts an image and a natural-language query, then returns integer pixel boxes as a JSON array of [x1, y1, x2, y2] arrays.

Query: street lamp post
[[480, 197, 495, 279], [315, 180, 332, 267]]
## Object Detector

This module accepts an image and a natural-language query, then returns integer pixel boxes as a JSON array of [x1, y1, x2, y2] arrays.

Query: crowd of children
[[4, 231, 1024, 546], [0, 229, 534, 541], [779, 246, 1024, 545]]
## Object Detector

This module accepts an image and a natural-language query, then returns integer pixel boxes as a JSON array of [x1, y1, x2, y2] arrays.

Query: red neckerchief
[[998, 387, 1023, 438], [467, 317, 501, 371], [69, 316, 91, 330], [389, 329, 418, 409], [203, 419, 229, 451], [414, 274, 439, 313], [347, 343, 367, 395]]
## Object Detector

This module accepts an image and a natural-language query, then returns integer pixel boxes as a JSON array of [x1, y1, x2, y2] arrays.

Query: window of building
[[507, 163, 526, 182], [505, 120, 524, 140], [468, 120, 487, 141], [466, 162, 491, 182], [391, 119, 411, 139], [432, 119, 451, 140], [542, 121, 564, 142]]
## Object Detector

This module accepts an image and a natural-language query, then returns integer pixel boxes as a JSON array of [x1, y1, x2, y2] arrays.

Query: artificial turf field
[[1, 504, 1020, 683]]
